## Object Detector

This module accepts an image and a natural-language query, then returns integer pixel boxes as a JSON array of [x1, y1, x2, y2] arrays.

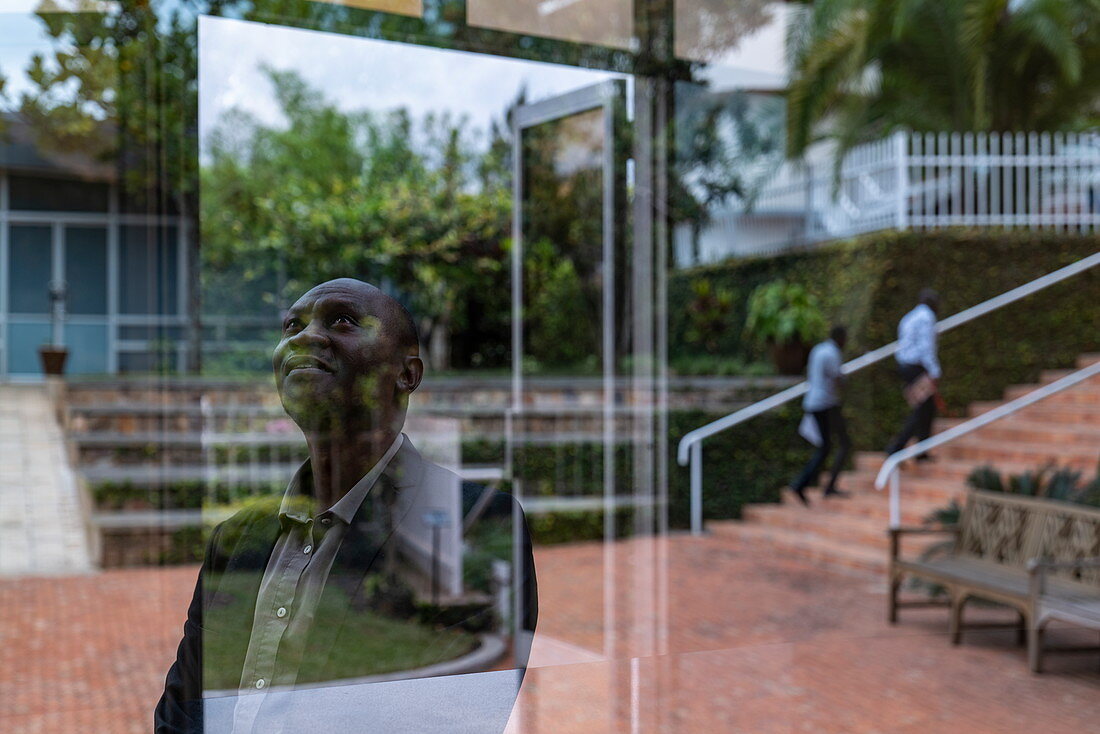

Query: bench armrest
[[1027, 556, 1100, 597], [888, 525, 958, 561]]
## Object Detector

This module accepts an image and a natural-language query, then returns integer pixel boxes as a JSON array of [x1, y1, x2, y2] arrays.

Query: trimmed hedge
[[671, 230, 1100, 452]]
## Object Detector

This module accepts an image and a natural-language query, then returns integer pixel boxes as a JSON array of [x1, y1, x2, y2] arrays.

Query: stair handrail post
[[690, 441, 703, 536], [888, 472, 901, 530], [677, 251, 1100, 536], [873, 360, 1100, 522]]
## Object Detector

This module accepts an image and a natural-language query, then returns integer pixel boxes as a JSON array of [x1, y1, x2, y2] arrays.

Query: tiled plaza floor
[[1, 533, 1098, 733]]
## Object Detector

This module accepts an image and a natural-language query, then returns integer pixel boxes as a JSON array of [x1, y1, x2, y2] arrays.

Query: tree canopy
[[786, 0, 1100, 158], [201, 68, 512, 370]]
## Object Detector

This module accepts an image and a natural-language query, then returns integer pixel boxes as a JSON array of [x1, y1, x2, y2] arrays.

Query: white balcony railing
[[677, 130, 1100, 263]]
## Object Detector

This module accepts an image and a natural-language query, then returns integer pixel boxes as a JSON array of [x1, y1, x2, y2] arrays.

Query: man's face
[[272, 281, 404, 431]]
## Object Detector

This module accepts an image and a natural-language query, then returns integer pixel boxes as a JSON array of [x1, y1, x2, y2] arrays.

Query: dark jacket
[[155, 440, 537, 733]]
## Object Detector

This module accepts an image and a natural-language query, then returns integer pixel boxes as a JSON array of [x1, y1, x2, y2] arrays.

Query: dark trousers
[[791, 406, 851, 493], [886, 363, 937, 455]]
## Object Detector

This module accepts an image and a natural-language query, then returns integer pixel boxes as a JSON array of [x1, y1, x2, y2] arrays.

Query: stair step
[[708, 521, 888, 575], [938, 438, 1098, 468], [742, 503, 909, 548], [967, 403, 1100, 426], [1003, 381, 1100, 403]]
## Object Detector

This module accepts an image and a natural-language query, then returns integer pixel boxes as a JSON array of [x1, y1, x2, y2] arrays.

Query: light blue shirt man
[[803, 338, 844, 412]]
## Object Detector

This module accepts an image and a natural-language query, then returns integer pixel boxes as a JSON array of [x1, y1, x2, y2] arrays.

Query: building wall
[[0, 170, 188, 378]]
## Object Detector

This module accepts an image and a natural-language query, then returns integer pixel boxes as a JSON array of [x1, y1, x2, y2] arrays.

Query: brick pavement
[[2, 534, 1098, 733]]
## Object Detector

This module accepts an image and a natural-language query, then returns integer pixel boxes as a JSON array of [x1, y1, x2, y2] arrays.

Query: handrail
[[874, 359, 1100, 528], [677, 250, 1100, 535]]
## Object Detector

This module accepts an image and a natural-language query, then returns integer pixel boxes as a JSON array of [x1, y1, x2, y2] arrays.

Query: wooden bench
[[889, 490, 1100, 672]]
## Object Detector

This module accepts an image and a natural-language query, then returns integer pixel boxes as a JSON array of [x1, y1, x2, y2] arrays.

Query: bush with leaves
[[744, 279, 827, 347]]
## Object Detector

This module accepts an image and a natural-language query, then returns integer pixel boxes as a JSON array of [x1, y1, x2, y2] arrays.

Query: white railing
[[676, 251, 1100, 535], [678, 130, 1100, 262], [874, 360, 1100, 528]]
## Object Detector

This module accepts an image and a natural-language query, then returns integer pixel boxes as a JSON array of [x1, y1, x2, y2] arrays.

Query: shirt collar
[[279, 433, 406, 527]]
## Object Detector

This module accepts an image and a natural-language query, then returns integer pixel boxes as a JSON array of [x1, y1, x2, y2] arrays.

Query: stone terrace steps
[[716, 352, 1100, 579]]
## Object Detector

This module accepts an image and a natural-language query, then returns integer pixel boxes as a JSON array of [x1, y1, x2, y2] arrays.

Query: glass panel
[[64, 227, 108, 315], [8, 174, 110, 212], [63, 323, 109, 374], [522, 107, 606, 376], [6, 321, 50, 375], [468, 0, 633, 50], [8, 225, 53, 314], [118, 225, 179, 315]]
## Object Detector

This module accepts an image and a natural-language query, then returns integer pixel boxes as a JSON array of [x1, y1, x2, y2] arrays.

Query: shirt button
[[255, 679, 266, 689], [321, 518, 332, 526], [303, 545, 312, 554], [276, 607, 287, 618]]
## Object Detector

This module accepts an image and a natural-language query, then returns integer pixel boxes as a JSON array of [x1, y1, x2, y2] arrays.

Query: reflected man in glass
[[157, 278, 536, 733]]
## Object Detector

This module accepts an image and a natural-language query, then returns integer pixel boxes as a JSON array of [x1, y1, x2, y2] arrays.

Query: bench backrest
[[957, 490, 1100, 587]]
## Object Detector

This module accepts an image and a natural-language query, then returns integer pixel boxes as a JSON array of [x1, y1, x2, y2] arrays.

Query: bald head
[[301, 278, 419, 355]]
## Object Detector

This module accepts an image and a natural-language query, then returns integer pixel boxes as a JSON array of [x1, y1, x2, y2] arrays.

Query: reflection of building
[[0, 117, 189, 377]]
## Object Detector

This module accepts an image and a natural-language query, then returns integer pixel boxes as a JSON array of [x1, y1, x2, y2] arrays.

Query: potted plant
[[744, 280, 826, 375], [38, 281, 68, 376]]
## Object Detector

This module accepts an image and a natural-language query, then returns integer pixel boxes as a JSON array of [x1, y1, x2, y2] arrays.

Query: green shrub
[[672, 230, 1100, 450]]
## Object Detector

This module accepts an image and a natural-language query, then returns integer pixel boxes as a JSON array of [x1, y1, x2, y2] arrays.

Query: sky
[[198, 15, 627, 154]]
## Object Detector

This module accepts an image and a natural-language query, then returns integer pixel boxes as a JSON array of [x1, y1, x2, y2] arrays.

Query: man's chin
[[279, 385, 342, 430]]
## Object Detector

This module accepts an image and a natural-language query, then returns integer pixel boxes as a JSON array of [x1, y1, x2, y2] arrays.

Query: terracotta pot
[[38, 346, 69, 376], [769, 340, 810, 376]]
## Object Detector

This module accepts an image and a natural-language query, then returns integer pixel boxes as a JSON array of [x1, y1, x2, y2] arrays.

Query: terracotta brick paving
[[2, 534, 1099, 733]]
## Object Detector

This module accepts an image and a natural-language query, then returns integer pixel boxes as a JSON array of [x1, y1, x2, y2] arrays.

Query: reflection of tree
[[4, 0, 236, 371], [670, 85, 785, 262], [203, 69, 510, 371], [672, 0, 773, 63]]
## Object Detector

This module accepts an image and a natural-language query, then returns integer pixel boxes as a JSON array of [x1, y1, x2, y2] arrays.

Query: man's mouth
[[284, 355, 334, 375]]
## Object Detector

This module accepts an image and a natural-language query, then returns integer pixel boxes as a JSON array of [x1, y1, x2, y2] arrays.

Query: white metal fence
[[677, 130, 1100, 263]]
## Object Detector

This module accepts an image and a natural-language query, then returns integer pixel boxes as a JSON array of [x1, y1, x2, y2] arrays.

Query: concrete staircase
[[710, 353, 1100, 577]]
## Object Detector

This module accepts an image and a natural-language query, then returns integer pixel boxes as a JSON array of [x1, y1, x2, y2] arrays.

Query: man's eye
[[332, 314, 357, 326], [283, 318, 302, 332]]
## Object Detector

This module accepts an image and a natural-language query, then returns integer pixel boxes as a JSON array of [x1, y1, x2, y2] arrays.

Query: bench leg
[[1016, 611, 1026, 647], [949, 593, 967, 645], [888, 567, 902, 624], [1028, 623, 1043, 673]]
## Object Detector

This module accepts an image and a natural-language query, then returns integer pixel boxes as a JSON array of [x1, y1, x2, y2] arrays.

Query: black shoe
[[790, 486, 810, 507], [823, 488, 850, 498]]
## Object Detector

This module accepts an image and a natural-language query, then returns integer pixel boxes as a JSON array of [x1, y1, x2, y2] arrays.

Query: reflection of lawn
[[202, 572, 479, 690]]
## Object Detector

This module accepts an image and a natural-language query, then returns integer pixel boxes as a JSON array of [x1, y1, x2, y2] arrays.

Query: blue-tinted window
[[9, 225, 53, 314], [6, 321, 50, 374], [118, 225, 179, 315], [65, 227, 108, 315]]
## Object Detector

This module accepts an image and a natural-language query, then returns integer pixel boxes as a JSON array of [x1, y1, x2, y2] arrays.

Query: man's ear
[[397, 355, 424, 394]]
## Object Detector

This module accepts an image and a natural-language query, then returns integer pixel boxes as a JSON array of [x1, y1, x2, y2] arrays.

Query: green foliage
[[785, 0, 1100, 160], [966, 460, 1100, 506], [669, 354, 773, 377], [684, 278, 735, 354], [528, 509, 634, 545], [202, 69, 512, 370], [744, 279, 827, 346], [522, 238, 599, 372], [667, 407, 809, 526], [673, 230, 1100, 450]]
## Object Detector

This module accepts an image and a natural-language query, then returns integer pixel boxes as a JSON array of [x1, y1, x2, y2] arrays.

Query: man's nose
[[287, 321, 329, 347]]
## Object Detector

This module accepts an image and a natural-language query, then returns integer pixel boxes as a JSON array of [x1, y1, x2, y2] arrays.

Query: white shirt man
[[895, 302, 940, 379], [886, 289, 942, 457], [790, 327, 852, 505]]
